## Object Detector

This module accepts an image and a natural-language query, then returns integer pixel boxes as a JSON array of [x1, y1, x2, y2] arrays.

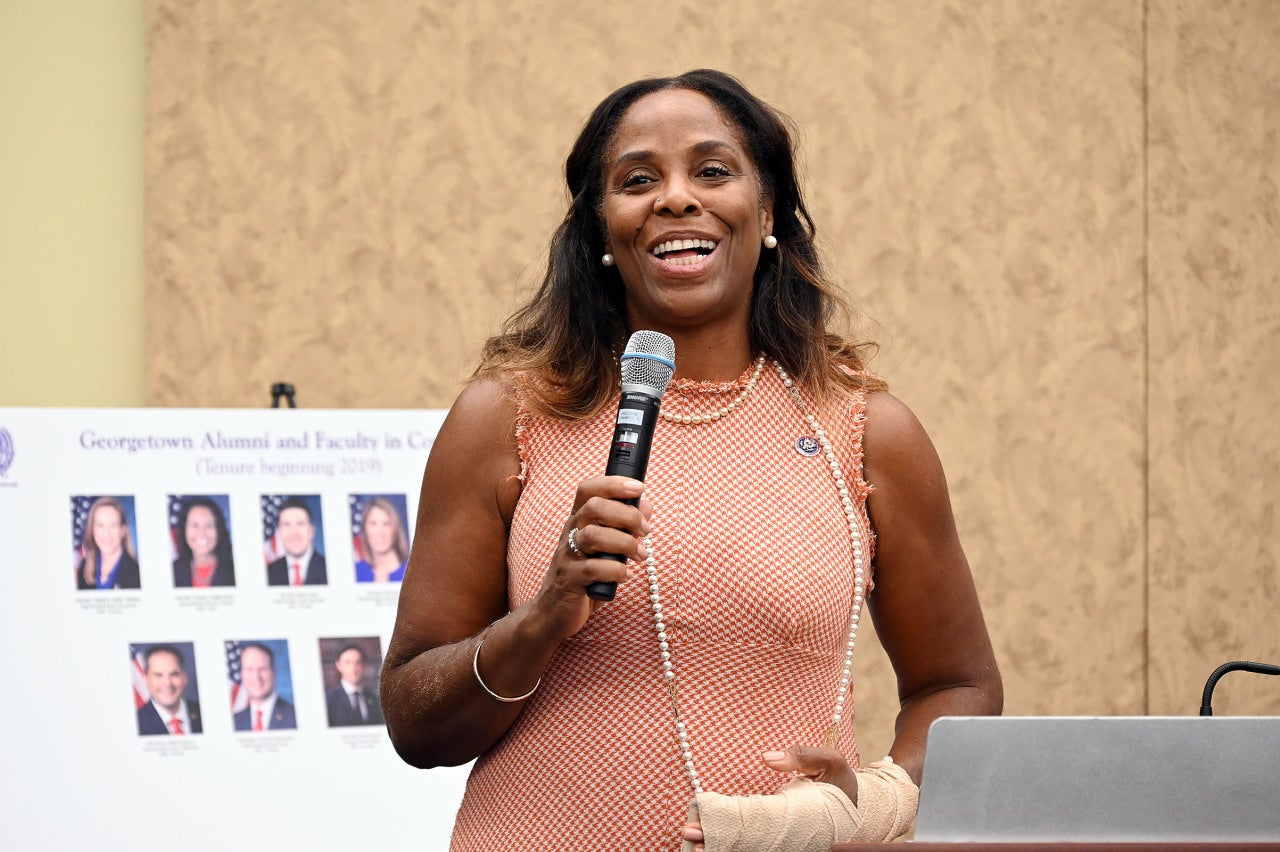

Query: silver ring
[[567, 527, 585, 558]]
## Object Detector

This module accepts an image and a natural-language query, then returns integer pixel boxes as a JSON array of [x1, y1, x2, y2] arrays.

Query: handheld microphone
[[586, 330, 676, 601]]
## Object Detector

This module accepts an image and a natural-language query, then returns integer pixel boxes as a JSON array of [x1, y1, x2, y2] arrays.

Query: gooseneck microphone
[[585, 330, 676, 602], [1199, 660, 1280, 716]]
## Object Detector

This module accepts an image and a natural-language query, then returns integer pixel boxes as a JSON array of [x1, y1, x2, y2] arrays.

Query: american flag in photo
[[168, 495, 185, 561], [226, 641, 250, 713], [71, 495, 95, 568], [261, 495, 286, 563], [129, 645, 149, 709], [349, 494, 366, 563]]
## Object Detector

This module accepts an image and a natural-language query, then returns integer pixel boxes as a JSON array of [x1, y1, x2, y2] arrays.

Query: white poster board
[[0, 408, 468, 850]]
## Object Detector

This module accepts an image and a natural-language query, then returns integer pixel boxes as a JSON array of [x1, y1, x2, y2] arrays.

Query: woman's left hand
[[679, 747, 860, 851], [762, 746, 859, 804], [681, 821, 705, 851]]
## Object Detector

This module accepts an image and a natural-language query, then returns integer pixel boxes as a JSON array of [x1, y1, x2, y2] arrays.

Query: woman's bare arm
[[380, 377, 650, 768], [863, 390, 1003, 784]]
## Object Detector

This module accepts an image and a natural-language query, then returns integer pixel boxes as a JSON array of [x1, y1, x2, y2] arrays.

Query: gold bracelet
[[472, 636, 541, 703]]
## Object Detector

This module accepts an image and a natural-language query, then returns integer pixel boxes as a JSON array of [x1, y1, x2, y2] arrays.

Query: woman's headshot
[[352, 494, 410, 583], [171, 495, 236, 588], [74, 495, 140, 590]]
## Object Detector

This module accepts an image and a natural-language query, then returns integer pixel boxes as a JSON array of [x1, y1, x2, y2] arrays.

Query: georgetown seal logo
[[0, 428, 13, 477], [794, 436, 821, 457]]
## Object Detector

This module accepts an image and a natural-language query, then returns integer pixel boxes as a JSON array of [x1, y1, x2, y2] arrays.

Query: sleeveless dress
[[449, 363, 877, 851]]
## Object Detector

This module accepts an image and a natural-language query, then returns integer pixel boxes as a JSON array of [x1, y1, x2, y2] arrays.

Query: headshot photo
[[169, 494, 236, 588], [350, 494, 410, 583], [131, 642, 202, 736], [72, 495, 141, 590], [261, 494, 327, 586], [318, 637, 385, 727], [227, 639, 297, 732]]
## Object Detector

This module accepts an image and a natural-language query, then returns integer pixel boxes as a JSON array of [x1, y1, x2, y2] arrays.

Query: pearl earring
[[602, 253, 615, 267], [763, 235, 778, 249]]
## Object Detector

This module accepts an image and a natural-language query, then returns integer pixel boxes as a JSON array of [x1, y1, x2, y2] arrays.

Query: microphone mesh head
[[620, 331, 676, 395]]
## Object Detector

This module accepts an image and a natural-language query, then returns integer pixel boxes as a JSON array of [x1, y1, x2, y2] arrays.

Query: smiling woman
[[354, 495, 409, 583], [382, 69, 1002, 851], [76, 496, 140, 590], [171, 495, 235, 588]]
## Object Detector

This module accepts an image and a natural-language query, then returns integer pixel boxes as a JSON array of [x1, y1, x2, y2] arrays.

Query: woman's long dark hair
[[175, 496, 234, 569], [475, 69, 882, 419]]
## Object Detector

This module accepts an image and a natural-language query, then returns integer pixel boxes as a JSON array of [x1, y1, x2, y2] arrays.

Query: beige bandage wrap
[[681, 759, 918, 851]]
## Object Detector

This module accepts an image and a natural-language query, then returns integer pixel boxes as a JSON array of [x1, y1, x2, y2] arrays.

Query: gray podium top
[[916, 716, 1280, 843]]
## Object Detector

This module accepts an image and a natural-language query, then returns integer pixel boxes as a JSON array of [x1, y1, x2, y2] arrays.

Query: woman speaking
[[383, 70, 1001, 850]]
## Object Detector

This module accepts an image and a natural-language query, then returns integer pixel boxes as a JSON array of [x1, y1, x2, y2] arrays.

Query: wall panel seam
[[1141, 0, 1151, 716]]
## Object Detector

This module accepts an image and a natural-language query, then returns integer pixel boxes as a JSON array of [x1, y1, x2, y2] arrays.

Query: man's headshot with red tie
[[231, 641, 297, 732], [135, 643, 202, 736], [264, 495, 328, 586]]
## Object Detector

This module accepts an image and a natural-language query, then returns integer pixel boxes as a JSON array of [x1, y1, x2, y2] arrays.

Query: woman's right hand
[[530, 475, 652, 640]]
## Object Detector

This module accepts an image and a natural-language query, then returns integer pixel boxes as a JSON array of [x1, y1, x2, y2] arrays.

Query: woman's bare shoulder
[[448, 374, 519, 429], [862, 390, 938, 476], [428, 374, 523, 514]]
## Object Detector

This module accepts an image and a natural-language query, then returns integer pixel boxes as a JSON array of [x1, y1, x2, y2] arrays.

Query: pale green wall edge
[[0, 0, 145, 406]]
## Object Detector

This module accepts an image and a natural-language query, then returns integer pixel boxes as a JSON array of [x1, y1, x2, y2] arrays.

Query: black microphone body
[[586, 333, 675, 601], [587, 391, 661, 601], [605, 391, 661, 481]]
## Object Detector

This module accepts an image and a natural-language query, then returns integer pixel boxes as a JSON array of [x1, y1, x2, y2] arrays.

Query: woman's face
[[601, 88, 773, 337], [363, 506, 395, 556], [92, 505, 125, 555], [184, 505, 218, 561]]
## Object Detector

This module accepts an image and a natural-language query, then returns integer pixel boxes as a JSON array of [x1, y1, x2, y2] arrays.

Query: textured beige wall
[[1147, 0, 1280, 716], [804, 3, 1149, 752], [145, 0, 1280, 757]]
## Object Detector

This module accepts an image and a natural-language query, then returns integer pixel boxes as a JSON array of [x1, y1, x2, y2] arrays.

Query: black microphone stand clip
[[270, 382, 297, 409]]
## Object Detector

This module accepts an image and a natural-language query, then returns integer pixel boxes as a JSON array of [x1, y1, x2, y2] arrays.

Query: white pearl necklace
[[643, 359, 866, 795], [658, 354, 767, 424]]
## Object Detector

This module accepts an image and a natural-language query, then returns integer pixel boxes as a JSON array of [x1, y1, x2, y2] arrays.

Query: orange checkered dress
[[450, 363, 875, 851]]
